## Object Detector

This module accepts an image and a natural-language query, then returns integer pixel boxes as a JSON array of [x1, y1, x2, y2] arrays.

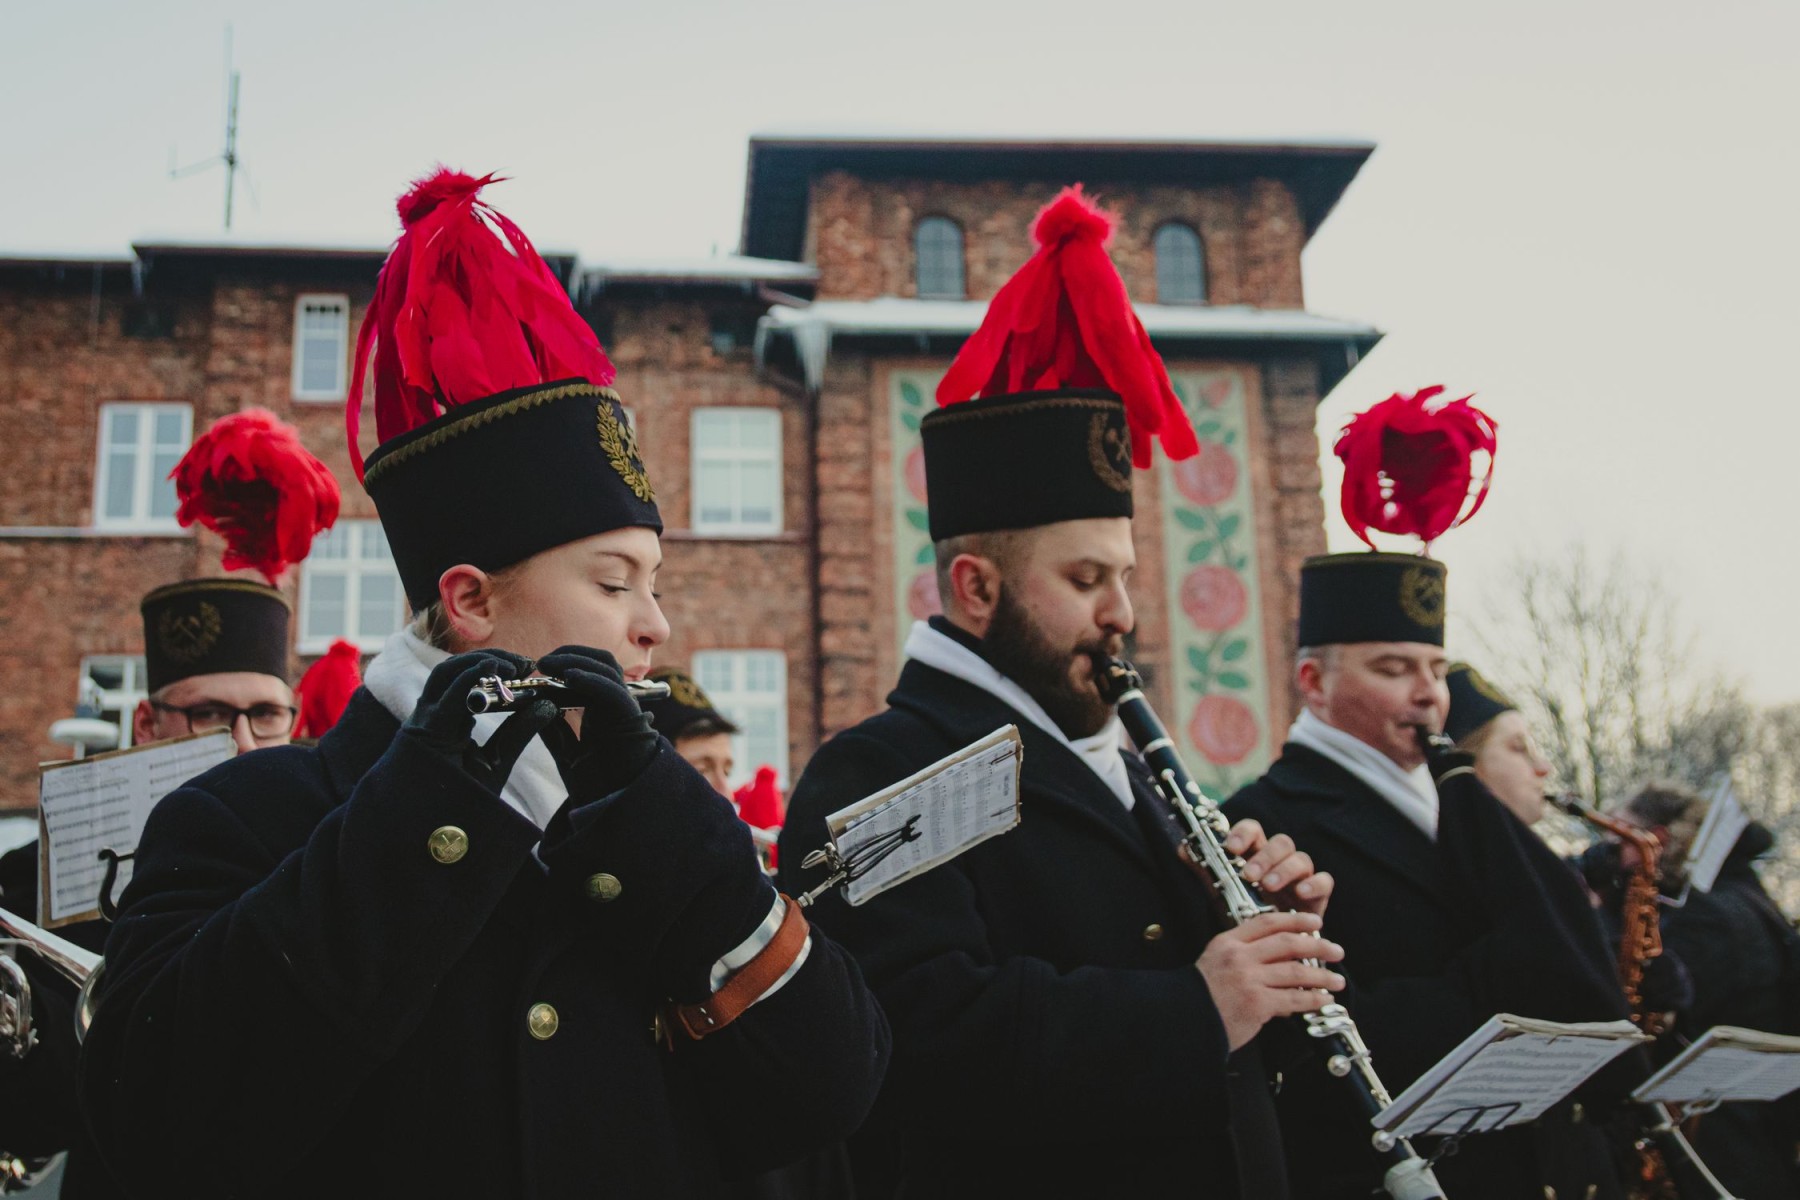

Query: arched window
[[914, 217, 966, 300], [1153, 222, 1207, 305]]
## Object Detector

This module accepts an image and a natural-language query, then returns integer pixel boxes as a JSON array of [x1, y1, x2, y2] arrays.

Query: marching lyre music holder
[[1415, 1101, 1523, 1167], [795, 817, 923, 909]]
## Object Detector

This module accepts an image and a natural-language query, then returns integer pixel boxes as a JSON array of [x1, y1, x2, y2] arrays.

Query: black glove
[[534, 646, 662, 802], [403, 651, 563, 795]]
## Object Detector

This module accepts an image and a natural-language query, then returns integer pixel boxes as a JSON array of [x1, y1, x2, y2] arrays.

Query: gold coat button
[[428, 826, 469, 864], [1141, 923, 1166, 943], [584, 872, 623, 902], [527, 1002, 559, 1040]]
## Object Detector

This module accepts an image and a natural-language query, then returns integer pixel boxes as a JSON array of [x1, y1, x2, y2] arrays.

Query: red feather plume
[[1333, 385, 1498, 551], [346, 168, 616, 480], [172, 409, 341, 584], [936, 185, 1197, 467], [294, 639, 362, 739]]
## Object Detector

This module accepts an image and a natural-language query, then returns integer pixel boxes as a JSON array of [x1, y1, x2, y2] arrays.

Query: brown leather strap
[[665, 895, 809, 1045]]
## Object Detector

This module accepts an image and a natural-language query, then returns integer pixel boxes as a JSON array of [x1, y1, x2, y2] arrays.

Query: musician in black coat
[[0, 578, 298, 1199], [781, 193, 1345, 1199], [1225, 554, 1634, 1200], [77, 171, 887, 1199]]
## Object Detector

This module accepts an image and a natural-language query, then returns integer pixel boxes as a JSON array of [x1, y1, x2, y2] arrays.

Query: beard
[[981, 587, 1124, 739]]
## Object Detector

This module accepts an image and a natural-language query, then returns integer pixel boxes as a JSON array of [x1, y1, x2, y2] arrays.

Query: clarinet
[[1096, 658, 1448, 1200]]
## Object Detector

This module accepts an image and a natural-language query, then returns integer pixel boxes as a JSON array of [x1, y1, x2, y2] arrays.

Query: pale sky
[[5, 0, 1797, 698]]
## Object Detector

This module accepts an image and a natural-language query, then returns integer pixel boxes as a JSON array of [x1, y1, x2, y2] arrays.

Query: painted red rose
[[1179, 565, 1248, 631], [1171, 440, 1238, 507], [1189, 695, 1260, 765], [904, 446, 929, 504], [907, 568, 942, 619]]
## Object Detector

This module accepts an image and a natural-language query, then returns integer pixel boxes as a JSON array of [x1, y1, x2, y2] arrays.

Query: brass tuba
[[0, 905, 102, 1059]]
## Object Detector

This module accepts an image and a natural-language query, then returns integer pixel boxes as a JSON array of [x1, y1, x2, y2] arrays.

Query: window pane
[[362, 523, 392, 561], [103, 451, 137, 518], [153, 410, 186, 446], [107, 409, 140, 448], [738, 461, 776, 527], [300, 339, 340, 393], [694, 410, 734, 451], [305, 575, 348, 640], [737, 412, 776, 451], [695, 465, 736, 527], [358, 574, 400, 639], [745, 655, 779, 692], [1154, 224, 1206, 304], [146, 465, 179, 520], [695, 657, 734, 695], [310, 526, 349, 560], [915, 217, 966, 299]]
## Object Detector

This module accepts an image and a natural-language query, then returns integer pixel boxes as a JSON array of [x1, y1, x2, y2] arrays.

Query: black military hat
[[1297, 553, 1447, 648], [925, 187, 1197, 542], [920, 390, 1135, 540], [348, 170, 660, 611], [641, 667, 738, 744], [141, 579, 292, 694], [1444, 662, 1517, 743], [362, 379, 658, 610]]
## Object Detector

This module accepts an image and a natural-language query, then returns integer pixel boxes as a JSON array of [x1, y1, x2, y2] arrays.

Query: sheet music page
[[37, 731, 235, 926], [1375, 1014, 1645, 1138], [1632, 1025, 1800, 1104], [826, 725, 1022, 906], [1685, 777, 1750, 894]]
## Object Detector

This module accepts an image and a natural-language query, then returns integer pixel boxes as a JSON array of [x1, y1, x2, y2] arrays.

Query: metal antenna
[[170, 25, 243, 230]]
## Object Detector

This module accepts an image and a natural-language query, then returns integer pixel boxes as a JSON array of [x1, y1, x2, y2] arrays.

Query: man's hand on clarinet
[[1196, 910, 1347, 1051], [1224, 819, 1333, 915]]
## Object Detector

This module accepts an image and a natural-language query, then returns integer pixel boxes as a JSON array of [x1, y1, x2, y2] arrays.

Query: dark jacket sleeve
[[777, 728, 1232, 1150], [536, 745, 891, 1169], [79, 732, 554, 1187]]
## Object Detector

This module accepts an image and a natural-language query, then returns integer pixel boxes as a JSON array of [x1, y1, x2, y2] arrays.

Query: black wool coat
[[1659, 825, 1800, 1200], [78, 690, 889, 1199], [1225, 744, 1637, 1200], [778, 660, 1293, 1200]]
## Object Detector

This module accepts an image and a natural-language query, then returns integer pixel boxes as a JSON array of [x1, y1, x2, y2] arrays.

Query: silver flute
[[1095, 657, 1448, 1200], [466, 675, 670, 715]]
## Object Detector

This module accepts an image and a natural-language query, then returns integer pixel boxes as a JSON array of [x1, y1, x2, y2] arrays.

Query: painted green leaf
[[1231, 553, 1248, 571], [1185, 540, 1216, 562], [1196, 419, 1223, 438], [1223, 430, 1238, 446], [1172, 379, 1190, 403], [1218, 513, 1242, 538], [1190, 680, 1208, 693], [1175, 509, 1209, 531], [905, 510, 931, 531], [915, 543, 935, 564], [901, 412, 921, 431], [1217, 671, 1250, 690], [900, 381, 923, 408], [1221, 638, 1249, 662], [1187, 647, 1209, 672]]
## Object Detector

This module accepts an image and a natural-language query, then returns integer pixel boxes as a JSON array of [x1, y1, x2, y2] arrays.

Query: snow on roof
[[757, 298, 1382, 391], [748, 130, 1377, 153], [579, 255, 818, 285]]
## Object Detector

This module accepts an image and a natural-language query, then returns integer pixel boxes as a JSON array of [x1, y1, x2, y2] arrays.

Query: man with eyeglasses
[[0, 576, 295, 1197]]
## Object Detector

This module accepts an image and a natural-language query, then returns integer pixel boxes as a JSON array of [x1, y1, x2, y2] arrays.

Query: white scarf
[[362, 630, 568, 830], [1286, 708, 1439, 839], [903, 620, 1136, 811]]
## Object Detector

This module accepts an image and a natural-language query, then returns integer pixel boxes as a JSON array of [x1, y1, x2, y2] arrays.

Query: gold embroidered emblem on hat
[[662, 673, 710, 710], [1397, 564, 1446, 630], [1087, 414, 1132, 494], [597, 402, 655, 503], [1463, 665, 1510, 706], [158, 602, 223, 664]]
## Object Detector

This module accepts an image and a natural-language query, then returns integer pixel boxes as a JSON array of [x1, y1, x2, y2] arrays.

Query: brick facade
[[0, 137, 1373, 811]]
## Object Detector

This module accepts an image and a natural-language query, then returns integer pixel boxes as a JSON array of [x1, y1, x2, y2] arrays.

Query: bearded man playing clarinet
[[1223, 390, 1638, 1200], [779, 190, 1341, 1200]]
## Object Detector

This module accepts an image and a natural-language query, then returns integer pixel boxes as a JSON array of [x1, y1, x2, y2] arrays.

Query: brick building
[[0, 135, 1379, 812]]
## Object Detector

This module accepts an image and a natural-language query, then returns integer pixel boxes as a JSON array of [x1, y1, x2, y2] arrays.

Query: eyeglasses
[[150, 700, 298, 740]]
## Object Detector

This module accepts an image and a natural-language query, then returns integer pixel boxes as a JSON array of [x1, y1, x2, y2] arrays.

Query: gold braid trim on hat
[[363, 383, 623, 487], [141, 578, 293, 610], [1086, 414, 1132, 493], [919, 394, 1123, 428]]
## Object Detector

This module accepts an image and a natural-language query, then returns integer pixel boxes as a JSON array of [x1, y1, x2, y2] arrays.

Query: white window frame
[[291, 293, 350, 401], [93, 402, 191, 532], [77, 654, 149, 750], [690, 407, 783, 536], [691, 650, 789, 789], [297, 520, 406, 653]]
